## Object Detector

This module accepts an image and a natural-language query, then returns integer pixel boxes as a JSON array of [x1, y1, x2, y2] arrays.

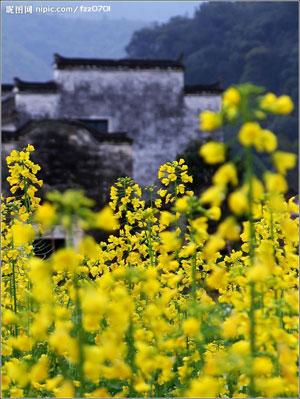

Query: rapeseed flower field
[[1, 84, 298, 398]]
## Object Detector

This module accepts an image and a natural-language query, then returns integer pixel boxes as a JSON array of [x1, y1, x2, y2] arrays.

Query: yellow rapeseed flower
[[247, 264, 270, 283], [217, 217, 241, 241], [52, 248, 80, 273], [206, 206, 221, 221], [223, 87, 241, 107], [160, 211, 178, 227], [222, 314, 240, 339], [260, 92, 277, 111], [260, 93, 294, 115], [200, 185, 226, 207], [255, 129, 277, 153], [55, 381, 75, 398], [160, 231, 181, 252], [183, 317, 200, 337], [253, 357, 273, 376], [272, 151, 297, 175], [199, 110, 222, 131], [256, 377, 285, 397], [11, 223, 35, 246], [206, 266, 228, 289], [238, 122, 261, 147], [134, 381, 150, 393], [274, 95, 294, 114], [228, 190, 248, 215], [264, 172, 288, 194], [95, 205, 119, 231], [30, 355, 49, 383], [35, 202, 56, 228], [212, 162, 238, 187], [185, 376, 219, 398], [199, 142, 226, 164], [175, 196, 189, 213], [2, 309, 18, 325]]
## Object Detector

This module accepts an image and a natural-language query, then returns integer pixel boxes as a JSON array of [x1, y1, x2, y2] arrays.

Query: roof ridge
[[53, 53, 184, 71], [184, 82, 223, 94], [13, 78, 58, 93]]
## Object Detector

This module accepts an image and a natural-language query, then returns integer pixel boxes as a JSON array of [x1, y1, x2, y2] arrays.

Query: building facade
[[2, 54, 222, 198]]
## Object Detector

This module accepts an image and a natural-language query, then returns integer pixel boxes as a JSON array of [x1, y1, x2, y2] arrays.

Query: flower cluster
[[1, 84, 298, 398]]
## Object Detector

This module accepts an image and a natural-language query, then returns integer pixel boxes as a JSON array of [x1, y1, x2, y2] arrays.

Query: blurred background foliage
[[127, 1, 298, 193]]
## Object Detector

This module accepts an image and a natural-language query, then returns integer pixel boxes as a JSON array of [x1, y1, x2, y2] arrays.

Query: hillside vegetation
[[3, 14, 145, 82], [127, 1, 298, 191]]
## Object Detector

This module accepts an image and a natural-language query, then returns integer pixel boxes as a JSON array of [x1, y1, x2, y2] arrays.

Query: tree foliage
[[126, 1, 298, 190]]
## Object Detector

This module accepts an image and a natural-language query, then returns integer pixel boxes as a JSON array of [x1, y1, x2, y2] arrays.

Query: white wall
[[184, 93, 222, 142], [54, 68, 186, 184], [15, 93, 59, 119], [13, 68, 222, 185], [54, 69, 184, 93]]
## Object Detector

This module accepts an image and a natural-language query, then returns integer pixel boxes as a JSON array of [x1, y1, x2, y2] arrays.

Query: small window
[[34, 238, 65, 259], [79, 119, 109, 133]]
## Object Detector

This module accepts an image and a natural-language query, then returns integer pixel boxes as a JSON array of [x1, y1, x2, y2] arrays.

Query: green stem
[[191, 252, 197, 302], [74, 277, 85, 397], [23, 178, 31, 214], [67, 220, 85, 397], [146, 222, 155, 267], [66, 224, 75, 248], [246, 147, 257, 397], [12, 260, 18, 336], [126, 319, 137, 397]]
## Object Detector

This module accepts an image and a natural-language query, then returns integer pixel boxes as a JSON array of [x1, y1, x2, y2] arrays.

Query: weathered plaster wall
[[184, 94, 222, 141], [54, 68, 186, 184], [9, 68, 222, 186], [15, 93, 59, 119]]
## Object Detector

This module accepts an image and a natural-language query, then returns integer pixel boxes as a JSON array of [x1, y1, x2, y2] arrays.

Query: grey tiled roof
[[184, 82, 223, 94], [53, 53, 184, 71], [14, 78, 58, 93]]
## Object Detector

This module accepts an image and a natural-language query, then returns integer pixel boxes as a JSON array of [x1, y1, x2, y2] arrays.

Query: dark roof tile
[[54, 53, 184, 71], [2, 84, 14, 92], [14, 78, 58, 93], [8, 119, 133, 144], [184, 82, 223, 95]]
